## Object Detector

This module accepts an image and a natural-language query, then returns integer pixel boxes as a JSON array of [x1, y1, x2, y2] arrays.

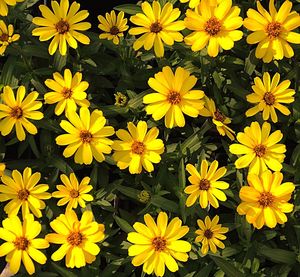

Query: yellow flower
[[229, 121, 286, 174], [245, 72, 295, 123], [0, 214, 49, 275], [0, 167, 51, 218], [56, 107, 115, 165], [0, 21, 20, 55], [199, 96, 235, 140], [0, 162, 5, 177], [0, 86, 44, 141], [0, 0, 24, 16], [244, 0, 300, 63], [144, 66, 205, 129], [129, 1, 185, 57], [185, 160, 229, 208], [98, 10, 129, 45], [184, 0, 243, 57], [52, 173, 93, 210], [114, 92, 128, 107], [127, 212, 191, 277], [44, 69, 90, 116], [46, 210, 105, 268], [32, 0, 91, 56], [180, 0, 221, 9], [237, 170, 295, 229], [112, 121, 164, 174], [195, 215, 228, 255]]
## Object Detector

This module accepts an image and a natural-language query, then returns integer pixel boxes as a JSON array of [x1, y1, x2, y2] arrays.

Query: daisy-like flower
[[0, 167, 51, 218], [46, 210, 105, 268], [0, 86, 44, 141], [32, 0, 91, 56], [195, 215, 228, 255], [185, 160, 229, 208], [244, 0, 300, 63], [129, 1, 185, 57], [52, 173, 93, 210], [144, 66, 205, 129], [44, 69, 90, 116], [56, 107, 115, 165], [0, 0, 24, 16], [237, 170, 295, 229], [112, 121, 164, 174], [127, 212, 191, 277], [184, 0, 243, 57], [0, 162, 5, 177], [0, 214, 49, 275], [98, 10, 129, 45], [0, 21, 20, 55], [245, 72, 295, 123], [229, 121, 286, 174], [199, 96, 235, 140]]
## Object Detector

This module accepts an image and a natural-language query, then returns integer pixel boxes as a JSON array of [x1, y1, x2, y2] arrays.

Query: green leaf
[[210, 256, 244, 277], [194, 261, 214, 277], [257, 245, 297, 265], [53, 51, 67, 71], [150, 195, 178, 212], [114, 4, 142, 15], [50, 262, 77, 277], [113, 215, 134, 233]]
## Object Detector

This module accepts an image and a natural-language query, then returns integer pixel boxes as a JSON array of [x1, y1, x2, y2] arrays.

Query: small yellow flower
[[0, 162, 5, 177], [112, 121, 164, 174], [185, 160, 229, 208], [0, 167, 51, 218], [46, 210, 105, 268], [245, 72, 295, 123], [144, 66, 205, 128], [32, 0, 91, 56], [98, 10, 129, 45], [244, 0, 300, 63], [138, 190, 151, 203], [129, 1, 185, 57], [0, 0, 24, 16], [52, 173, 93, 210], [0, 86, 44, 141], [229, 121, 286, 174], [56, 107, 115, 165], [237, 170, 295, 229], [127, 212, 191, 277], [195, 215, 228, 255], [0, 21, 20, 55], [44, 69, 90, 116], [114, 92, 128, 107], [0, 214, 49, 275]]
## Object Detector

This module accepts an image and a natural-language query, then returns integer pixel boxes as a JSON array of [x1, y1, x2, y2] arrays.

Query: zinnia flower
[[237, 170, 295, 229], [112, 121, 164, 174], [32, 0, 91, 56], [185, 160, 229, 208], [44, 69, 90, 116], [46, 210, 105, 268], [144, 66, 205, 128], [244, 0, 300, 63], [0, 167, 51, 218], [56, 107, 115, 165], [229, 121, 286, 174], [127, 212, 191, 276], [0, 20, 20, 55], [0, 162, 5, 177], [52, 173, 93, 210], [184, 0, 243, 57], [245, 72, 295, 123], [0, 0, 24, 16], [0, 214, 49, 275], [195, 215, 228, 255], [0, 86, 44, 141], [129, 1, 185, 57], [98, 10, 129, 45]]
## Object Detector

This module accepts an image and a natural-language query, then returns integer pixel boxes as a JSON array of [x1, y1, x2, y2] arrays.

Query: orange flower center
[[70, 189, 79, 198], [0, 33, 9, 42], [167, 91, 181, 105], [110, 26, 120, 35], [258, 192, 274, 207], [204, 229, 213, 239], [10, 106, 23, 119], [131, 141, 145, 155], [18, 189, 30, 200], [62, 87, 73, 99], [150, 22, 162, 33], [67, 231, 84, 246], [214, 109, 226, 122], [80, 130, 93, 143], [152, 237, 167, 251], [56, 19, 70, 34], [205, 17, 221, 36], [199, 179, 210, 191], [14, 236, 30, 250], [254, 144, 266, 157], [266, 22, 281, 38], [263, 92, 275, 105]]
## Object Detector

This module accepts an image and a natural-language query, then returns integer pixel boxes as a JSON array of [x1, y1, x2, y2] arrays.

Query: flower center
[[18, 189, 30, 200], [67, 231, 84, 246], [199, 179, 210, 191], [10, 106, 23, 119], [266, 22, 281, 38], [80, 130, 93, 143], [55, 19, 70, 34], [0, 33, 9, 42], [258, 192, 274, 207], [167, 91, 181, 105], [254, 144, 266, 157], [204, 229, 213, 239], [205, 17, 221, 36], [62, 87, 73, 99], [70, 189, 79, 198], [110, 26, 120, 35], [214, 109, 226, 122], [152, 237, 166, 251], [150, 22, 162, 33], [263, 92, 275, 105], [131, 141, 145, 155], [14, 237, 30, 250]]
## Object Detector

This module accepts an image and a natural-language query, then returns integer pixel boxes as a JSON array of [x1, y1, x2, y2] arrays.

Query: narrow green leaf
[[114, 4, 142, 15], [50, 262, 77, 277], [113, 215, 134, 233], [150, 195, 178, 212], [258, 245, 297, 265], [210, 256, 244, 277]]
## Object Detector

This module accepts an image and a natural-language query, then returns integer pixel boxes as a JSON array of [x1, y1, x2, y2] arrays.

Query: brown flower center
[[131, 141, 145, 155], [80, 130, 93, 143], [254, 144, 266, 157], [266, 22, 281, 38], [67, 231, 84, 246], [167, 91, 181, 105], [205, 17, 221, 36], [263, 92, 275, 105], [204, 229, 213, 239], [199, 179, 210, 191], [18, 189, 30, 200], [214, 109, 226, 122], [55, 19, 70, 34], [0, 33, 9, 42], [14, 237, 30, 250], [62, 88, 73, 99], [110, 26, 120, 35], [258, 192, 274, 207], [152, 237, 166, 251], [10, 106, 23, 119], [150, 22, 162, 33], [70, 189, 79, 198]]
